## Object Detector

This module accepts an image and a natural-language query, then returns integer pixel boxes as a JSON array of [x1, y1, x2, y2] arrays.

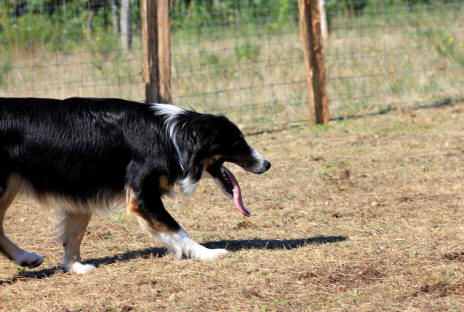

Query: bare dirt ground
[[1, 102, 463, 311]]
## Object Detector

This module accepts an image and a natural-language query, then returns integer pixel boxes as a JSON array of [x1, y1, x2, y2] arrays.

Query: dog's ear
[[185, 128, 215, 181], [191, 129, 199, 142], [174, 125, 201, 173]]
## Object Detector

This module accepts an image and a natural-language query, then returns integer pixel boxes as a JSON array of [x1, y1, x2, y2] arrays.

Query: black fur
[[0, 97, 270, 235]]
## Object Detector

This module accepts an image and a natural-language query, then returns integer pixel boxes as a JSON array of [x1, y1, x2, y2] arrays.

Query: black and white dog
[[0, 97, 270, 274]]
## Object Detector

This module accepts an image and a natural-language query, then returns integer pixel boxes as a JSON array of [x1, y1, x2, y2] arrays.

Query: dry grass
[[0, 102, 463, 311], [2, 4, 464, 130]]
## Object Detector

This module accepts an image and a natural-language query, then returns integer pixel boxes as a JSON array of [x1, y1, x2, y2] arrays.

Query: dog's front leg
[[58, 211, 95, 274], [127, 173, 227, 260]]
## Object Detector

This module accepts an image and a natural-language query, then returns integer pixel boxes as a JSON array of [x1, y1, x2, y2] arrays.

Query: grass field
[[1, 3, 463, 129], [1, 2, 464, 311], [0, 101, 463, 311]]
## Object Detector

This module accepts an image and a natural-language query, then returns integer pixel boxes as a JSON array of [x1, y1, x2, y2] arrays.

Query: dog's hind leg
[[0, 174, 43, 268], [127, 188, 228, 260], [58, 211, 95, 274]]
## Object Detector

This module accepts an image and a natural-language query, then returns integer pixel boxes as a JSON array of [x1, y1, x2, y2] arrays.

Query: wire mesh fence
[[169, 1, 304, 129], [0, 0, 144, 99], [1, 0, 463, 131], [325, 0, 464, 118]]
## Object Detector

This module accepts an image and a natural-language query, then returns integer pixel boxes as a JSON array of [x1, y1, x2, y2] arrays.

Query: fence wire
[[0, 0, 463, 130], [325, 0, 464, 119]]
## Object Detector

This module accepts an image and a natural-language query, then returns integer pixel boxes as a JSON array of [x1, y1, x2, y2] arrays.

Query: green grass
[[0, 3, 463, 129], [0, 54, 12, 88]]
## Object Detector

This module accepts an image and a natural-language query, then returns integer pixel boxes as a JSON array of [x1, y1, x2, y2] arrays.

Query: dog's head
[[186, 114, 271, 217], [154, 105, 271, 216]]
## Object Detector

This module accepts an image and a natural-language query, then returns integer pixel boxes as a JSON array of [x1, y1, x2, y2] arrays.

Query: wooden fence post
[[298, 0, 330, 124], [142, 0, 171, 104]]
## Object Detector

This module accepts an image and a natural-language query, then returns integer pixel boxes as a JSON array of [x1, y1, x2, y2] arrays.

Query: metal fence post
[[142, 0, 171, 104], [121, 0, 132, 51], [298, 0, 330, 124]]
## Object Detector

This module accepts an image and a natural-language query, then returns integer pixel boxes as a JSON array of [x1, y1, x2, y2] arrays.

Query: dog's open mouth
[[207, 163, 251, 217]]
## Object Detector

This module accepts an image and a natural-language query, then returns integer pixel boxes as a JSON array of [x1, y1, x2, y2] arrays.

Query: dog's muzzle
[[208, 148, 271, 217], [237, 149, 271, 174]]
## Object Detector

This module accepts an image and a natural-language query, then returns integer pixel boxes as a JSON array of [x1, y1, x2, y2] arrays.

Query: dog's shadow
[[0, 235, 346, 284]]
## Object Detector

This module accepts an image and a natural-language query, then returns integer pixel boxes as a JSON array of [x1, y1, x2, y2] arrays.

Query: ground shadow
[[0, 235, 346, 284], [0, 247, 169, 285], [329, 97, 459, 122], [246, 97, 461, 136], [202, 235, 347, 251]]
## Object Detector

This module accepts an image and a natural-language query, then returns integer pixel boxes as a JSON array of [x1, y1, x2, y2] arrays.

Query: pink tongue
[[222, 166, 251, 217]]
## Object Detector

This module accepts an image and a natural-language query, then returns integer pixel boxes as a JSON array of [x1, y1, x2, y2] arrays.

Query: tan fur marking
[[0, 175, 30, 261], [126, 189, 171, 233], [126, 190, 139, 215], [60, 212, 91, 272], [0, 177, 19, 232], [159, 175, 170, 194], [203, 154, 222, 171]]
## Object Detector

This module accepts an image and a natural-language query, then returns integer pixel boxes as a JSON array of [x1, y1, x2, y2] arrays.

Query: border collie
[[0, 97, 270, 274]]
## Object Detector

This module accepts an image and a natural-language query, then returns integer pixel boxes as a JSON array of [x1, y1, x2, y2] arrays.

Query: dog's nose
[[263, 160, 271, 171]]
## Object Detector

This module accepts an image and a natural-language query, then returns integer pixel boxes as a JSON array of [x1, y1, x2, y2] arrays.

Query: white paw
[[167, 246, 183, 259], [192, 247, 228, 260], [69, 262, 96, 274], [154, 228, 227, 260], [15, 252, 43, 268]]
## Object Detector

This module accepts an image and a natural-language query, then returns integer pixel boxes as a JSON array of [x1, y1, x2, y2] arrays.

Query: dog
[[0, 97, 271, 274]]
